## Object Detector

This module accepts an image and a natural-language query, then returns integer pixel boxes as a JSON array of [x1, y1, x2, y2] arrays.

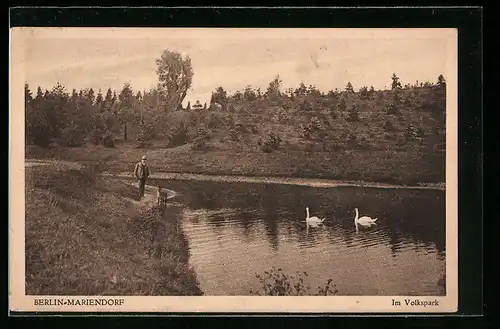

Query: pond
[[152, 179, 446, 296]]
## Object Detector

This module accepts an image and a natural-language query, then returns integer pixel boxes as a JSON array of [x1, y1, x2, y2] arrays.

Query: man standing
[[134, 155, 150, 199]]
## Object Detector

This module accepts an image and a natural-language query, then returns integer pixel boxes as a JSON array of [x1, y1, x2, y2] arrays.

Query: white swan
[[354, 208, 378, 227], [305, 207, 325, 225]]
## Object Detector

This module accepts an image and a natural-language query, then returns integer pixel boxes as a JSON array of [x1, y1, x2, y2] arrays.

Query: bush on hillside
[[301, 116, 327, 140], [347, 103, 361, 122], [167, 121, 190, 147], [136, 122, 156, 143], [192, 126, 212, 151], [405, 124, 421, 142], [89, 113, 115, 148], [59, 121, 86, 147], [383, 120, 398, 132], [259, 132, 282, 153]]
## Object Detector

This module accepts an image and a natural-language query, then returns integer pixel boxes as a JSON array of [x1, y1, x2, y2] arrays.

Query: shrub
[[299, 98, 313, 111], [167, 121, 190, 147], [192, 127, 212, 151], [329, 106, 339, 119], [89, 113, 115, 148], [249, 267, 338, 296], [347, 103, 360, 122], [383, 120, 397, 132], [136, 122, 156, 144], [102, 132, 115, 148], [301, 116, 323, 140], [405, 124, 420, 141], [59, 122, 86, 147], [229, 129, 240, 142], [404, 92, 421, 110], [386, 90, 403, 115], [260, 132, 282, 153], [206, 113, 223, 129], [26, 104, 52, 147], [338, 96, 347, 112]]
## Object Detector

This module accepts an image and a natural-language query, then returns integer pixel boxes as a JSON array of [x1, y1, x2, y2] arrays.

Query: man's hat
[[141, 156, 147, 160]]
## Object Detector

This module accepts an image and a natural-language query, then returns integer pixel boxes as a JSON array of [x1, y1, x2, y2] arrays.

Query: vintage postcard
[[9, 27, 457, 313]]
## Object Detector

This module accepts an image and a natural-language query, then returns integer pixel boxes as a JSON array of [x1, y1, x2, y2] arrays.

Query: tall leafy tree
[[155, 50, 194, 112]]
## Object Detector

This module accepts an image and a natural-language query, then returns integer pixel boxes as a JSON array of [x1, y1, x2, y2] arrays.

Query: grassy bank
[[25, 161, 202, 296], [26, 141, 444, 185]]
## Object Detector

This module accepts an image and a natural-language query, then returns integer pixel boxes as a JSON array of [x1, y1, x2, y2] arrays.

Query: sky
[[20, 28, 456, 106]]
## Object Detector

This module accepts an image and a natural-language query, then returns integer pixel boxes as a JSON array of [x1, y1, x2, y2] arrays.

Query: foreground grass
[[26, 142, 444, 186], [25, 161, 202, 296]]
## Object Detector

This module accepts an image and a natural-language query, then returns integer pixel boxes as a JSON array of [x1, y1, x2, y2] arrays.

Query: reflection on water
[[151, 179, 446, 296]]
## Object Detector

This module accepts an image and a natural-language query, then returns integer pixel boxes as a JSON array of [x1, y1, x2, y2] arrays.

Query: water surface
[[152, 179, 446, 296]]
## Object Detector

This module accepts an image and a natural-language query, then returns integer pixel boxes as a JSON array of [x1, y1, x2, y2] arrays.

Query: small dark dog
[[156, 186, 168, 206]]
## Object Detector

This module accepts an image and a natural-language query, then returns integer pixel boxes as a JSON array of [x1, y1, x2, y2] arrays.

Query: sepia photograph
[[10, 27, 458, 313]]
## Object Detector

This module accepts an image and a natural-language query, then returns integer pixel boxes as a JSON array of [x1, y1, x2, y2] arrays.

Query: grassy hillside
[[26, 84, 446, 185], [25, 161, 202, 295], [186, 86, 446, 154]]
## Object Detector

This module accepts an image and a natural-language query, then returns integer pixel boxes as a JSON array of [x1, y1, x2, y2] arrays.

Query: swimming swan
[[305, 207, 325, 224], [354, 208, 378, 227]]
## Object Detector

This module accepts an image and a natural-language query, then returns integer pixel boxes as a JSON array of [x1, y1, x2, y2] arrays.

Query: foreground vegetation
[[25, 161, 202, 295], [250, 267, 338, 296]]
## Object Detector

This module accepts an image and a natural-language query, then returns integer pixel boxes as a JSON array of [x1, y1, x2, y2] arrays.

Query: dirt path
[[103, 172, 446, 191], [123, 181, 158, 210], [24, 159, 445, 191], [24, 159, 85, 170], [24, 159, 177, 209]]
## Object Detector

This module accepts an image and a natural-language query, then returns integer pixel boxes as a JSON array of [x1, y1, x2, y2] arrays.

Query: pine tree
[[437, 74, 446, 89], [118, 83, 136, 141], [51, 82, 67, 99], [345, 82, 354, 93], [369, 86, 375, 97], [95, 89, 104, 111], [391, 73, 402, 90], [104, 88, 113, 111], [86, 88, 95, 105], [25, 83, 33, 104], [70, 89, 78, 103], [36, 86, 43, 100]]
